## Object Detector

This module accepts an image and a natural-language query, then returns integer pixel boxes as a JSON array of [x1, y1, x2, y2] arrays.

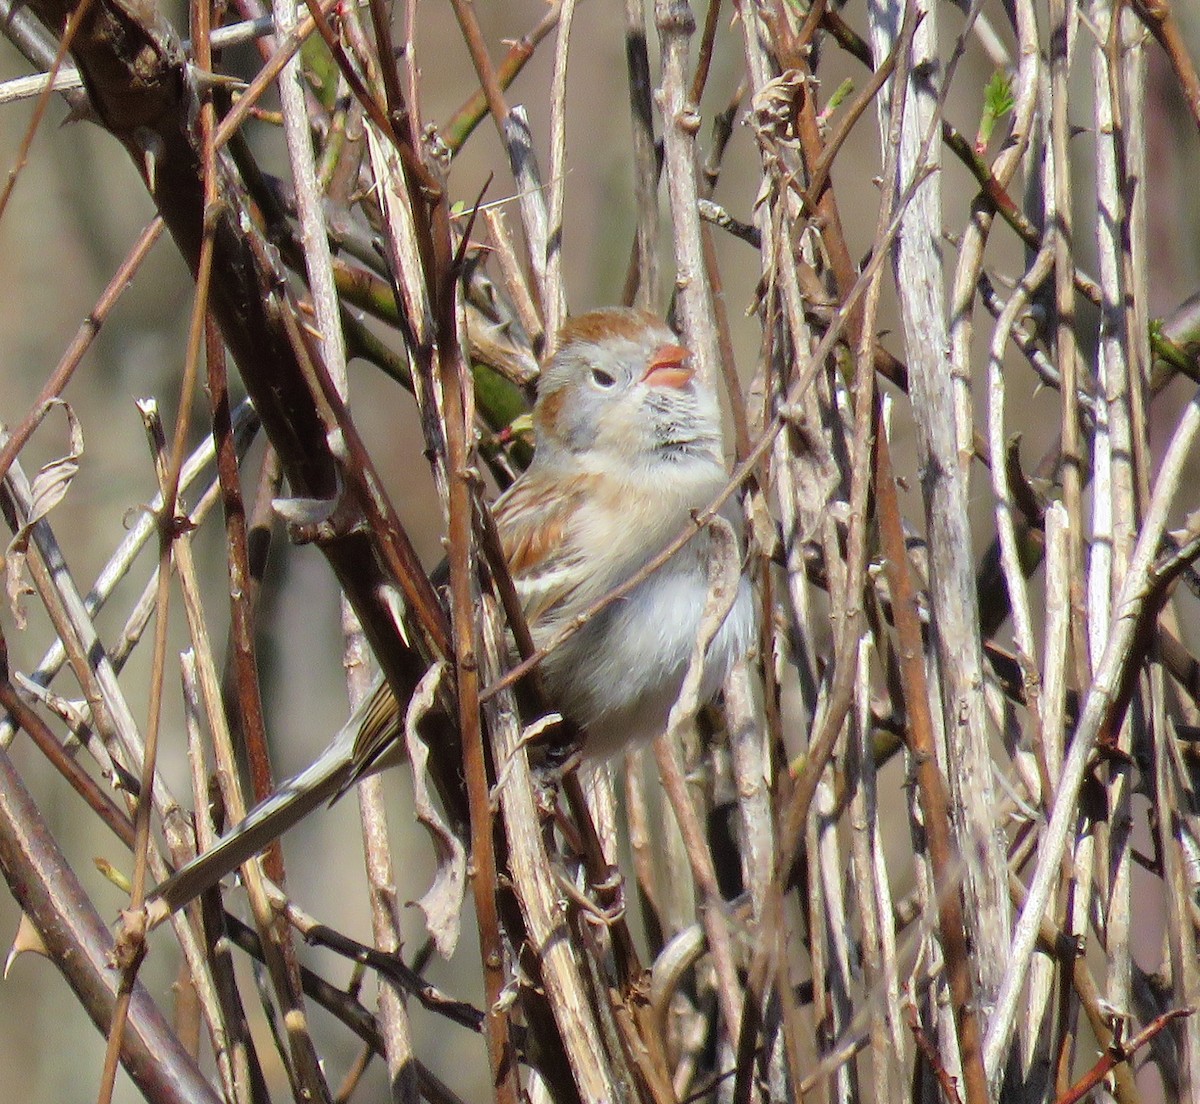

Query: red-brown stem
[[687, 0, 722, 105], [101, 1, 227, 1095], [701, 221, 751, 460], [297, 0, 444, 214], [366, 0, 412, 145], [443, 1, 562, 154], [0, 218, 163, 487], [205, 317, 278, 882], [0, 675, 135, 850], [441, 312, 520, 1104], [772, 7, 989, 1092], [387, 19, 521, 1089], [213, 0, 336, 149], [235, 447, 283, 799], [447, 0, 514, 137], [1131, 0, 1200, 136], [794, 0, 828, 49], [874, 422, 988, 1104], [1054, 1008, 1194, 1104], [0, 0, 98, 221], [804, 42, 899, 207], [270, 294, 454, 662], [905, 1003, 964, 1104], [99, 0, 223, 1093]]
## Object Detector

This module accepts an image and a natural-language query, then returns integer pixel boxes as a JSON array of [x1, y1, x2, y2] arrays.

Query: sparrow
[[149, 308, 755, 917]]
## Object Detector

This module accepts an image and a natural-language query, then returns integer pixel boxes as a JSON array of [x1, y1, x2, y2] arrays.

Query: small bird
[[149, 308, 754, 917]]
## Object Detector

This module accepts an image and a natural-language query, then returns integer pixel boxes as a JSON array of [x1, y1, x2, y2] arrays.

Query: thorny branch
[[3, 0, 1200, 1101]]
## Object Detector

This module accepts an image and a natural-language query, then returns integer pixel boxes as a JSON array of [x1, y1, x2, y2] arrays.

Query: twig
[[1054, 1008, 1194, 1104], [655, 0, 721, 390], [0, 17, 276, 105], [904, 1003, 963, 1104], [212, 0, 340, 150], [874, 409, 990, 1104], [1091, 5, 1146, 1083], [543, 0, 577, 338], [180, 653, 255, 1104], [1131, 0, 1200, 136], [483, 208, 544, 353], [479, 602, 629, 1104], [0, 672, 135, 848], [445, 0, 554, 324], [652, 516, 746, 1045], [0, 218, 163, 487], [0, 727, 222, 1104], [624, 0, 660, 310], [441, 2, 563, 155], [867, 0, 1012, 1021], [139, 403, 333, 1102], [0, 399, 256, 749], [96, 6, 226, 1087], [0, 0, 97, 222], [444, 318, 521, 1104], [984, 383, 1200, 1077]]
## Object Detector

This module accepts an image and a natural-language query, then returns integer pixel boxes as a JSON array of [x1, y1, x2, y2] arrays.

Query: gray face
[[533, 326, 723, 472]]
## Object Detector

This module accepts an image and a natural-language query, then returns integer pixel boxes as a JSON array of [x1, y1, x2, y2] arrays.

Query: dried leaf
[[4, 553, 32, 631], [402, 661, 466, 958], [25, 401, 84, 524], [749, 70, 808, 157], [4, 400, 84, 627]]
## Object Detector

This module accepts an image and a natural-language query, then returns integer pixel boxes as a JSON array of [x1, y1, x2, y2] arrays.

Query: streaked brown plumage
[[147, 308, 754, 918]]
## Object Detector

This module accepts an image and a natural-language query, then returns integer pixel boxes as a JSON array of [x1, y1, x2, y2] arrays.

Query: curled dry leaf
[[749, 70, 807, 148], [402, 660, 467, 959], [4, 399, 84, 629]]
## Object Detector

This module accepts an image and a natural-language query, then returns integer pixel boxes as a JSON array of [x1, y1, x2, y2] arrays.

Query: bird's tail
[[149, 732, 356, 919]]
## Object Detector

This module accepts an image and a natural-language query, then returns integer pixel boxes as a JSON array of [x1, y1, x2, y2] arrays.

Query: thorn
[[188, 64, 248, 95]]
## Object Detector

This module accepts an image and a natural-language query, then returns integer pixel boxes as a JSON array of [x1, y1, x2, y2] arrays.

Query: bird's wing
[[347, 676, 404, 785], [493, 470, 594, 627]]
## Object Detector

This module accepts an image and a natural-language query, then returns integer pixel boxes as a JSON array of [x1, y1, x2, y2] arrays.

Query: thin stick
[[441, 2, 563, 154], [98, 0, 221, 1085], [543, 0, 576, 338], [0, 0, 98, 222], [983, 383, 1200, 1077], [484, 163, 932, 704], [212, 0, 339, 151], [624, 0, 660, 310], [1055, 1008, 1194, 1104], [655, 0, 720, 390], [0, 218, 164, 487]]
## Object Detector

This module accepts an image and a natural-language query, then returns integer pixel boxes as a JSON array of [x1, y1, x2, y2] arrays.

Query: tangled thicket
[[2, 0, 1200, 1102]]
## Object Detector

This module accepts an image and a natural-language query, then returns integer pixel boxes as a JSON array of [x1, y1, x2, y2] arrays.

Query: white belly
[[541, 558, 756, 757]]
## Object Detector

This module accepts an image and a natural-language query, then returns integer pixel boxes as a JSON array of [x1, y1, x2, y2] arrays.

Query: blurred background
[[2, 1, 1200, 1100]]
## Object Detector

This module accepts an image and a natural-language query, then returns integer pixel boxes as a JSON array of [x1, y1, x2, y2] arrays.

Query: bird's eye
[[590, 368, 617, 388]]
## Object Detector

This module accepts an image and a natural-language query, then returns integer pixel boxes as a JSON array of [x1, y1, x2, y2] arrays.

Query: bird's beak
[[641, 343, 693, 390]]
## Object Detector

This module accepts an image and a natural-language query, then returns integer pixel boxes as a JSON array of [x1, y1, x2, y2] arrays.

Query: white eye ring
[[590, 368, 617, 388]]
